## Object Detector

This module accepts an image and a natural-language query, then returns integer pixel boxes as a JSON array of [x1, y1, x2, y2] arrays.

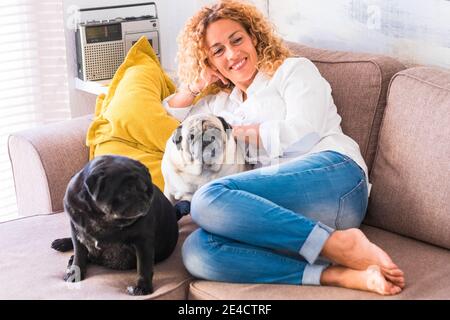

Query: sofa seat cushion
[[0, 213, 196, 299], [187, 225, 450, 300], [366, 67, 450, 249], [285, 42, 405, 171]]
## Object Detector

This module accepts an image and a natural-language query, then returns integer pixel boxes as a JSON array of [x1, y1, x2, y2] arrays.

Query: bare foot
[[321, 228, 400, 272], [321, 265, 403, 296]]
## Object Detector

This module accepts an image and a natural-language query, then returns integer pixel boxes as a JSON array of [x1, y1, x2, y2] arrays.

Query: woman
[[163, 0, 405, 295]]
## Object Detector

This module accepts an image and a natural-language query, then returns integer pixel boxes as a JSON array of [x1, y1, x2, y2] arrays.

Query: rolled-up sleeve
[[259, 58, 331, 158]]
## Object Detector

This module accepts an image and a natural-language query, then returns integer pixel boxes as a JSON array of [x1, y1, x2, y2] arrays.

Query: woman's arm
[[162, 84, 208, 122], [167, 65, 229, 109], [166, 85, 199, 109], [232, 123, 260, 147], [229, 59, 330, 157], [163, 66, 230, 121], [258, 58, 332, 158]]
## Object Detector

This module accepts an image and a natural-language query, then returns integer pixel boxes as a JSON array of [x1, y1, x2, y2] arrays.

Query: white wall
[[269, 0, 450, 68], [197, 0, 268, 14]]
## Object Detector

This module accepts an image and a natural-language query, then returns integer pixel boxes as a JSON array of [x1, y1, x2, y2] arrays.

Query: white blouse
[[163, 57, 371, 194]]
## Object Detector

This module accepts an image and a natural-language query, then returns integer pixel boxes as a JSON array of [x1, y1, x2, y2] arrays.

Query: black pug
[[51, 155, 179, 295]]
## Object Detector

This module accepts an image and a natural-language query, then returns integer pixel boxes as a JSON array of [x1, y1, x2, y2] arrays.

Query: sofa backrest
[[365, 67, 450, 249], [285, 42, 405, 171], [8, 115, 91, 216]]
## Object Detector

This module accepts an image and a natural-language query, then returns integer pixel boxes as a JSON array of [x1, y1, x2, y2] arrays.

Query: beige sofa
[[3, 42, 450, 299]]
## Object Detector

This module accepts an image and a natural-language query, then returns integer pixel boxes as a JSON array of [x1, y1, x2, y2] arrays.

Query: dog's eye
[[190, 134, 195, 140]]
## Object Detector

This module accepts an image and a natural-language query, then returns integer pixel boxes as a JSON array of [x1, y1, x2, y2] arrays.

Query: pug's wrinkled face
[[171, 114, 232, 176], [83, 155, 154, 226]]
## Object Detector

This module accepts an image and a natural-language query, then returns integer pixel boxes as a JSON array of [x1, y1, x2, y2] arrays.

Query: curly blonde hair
[[176, 0, 292, 93]]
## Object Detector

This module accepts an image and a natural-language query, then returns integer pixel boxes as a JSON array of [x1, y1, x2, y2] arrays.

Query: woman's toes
[[382, 266, 404, 276], [384, 274, 406, 288], [391, 284, 403, 295], [365, 265, 403, 295], [381, 267, 405, 288]]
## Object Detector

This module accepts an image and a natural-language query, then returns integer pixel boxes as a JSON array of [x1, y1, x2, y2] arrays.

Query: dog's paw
[[126, 284, 153, 296], [63, 264, 83, 282], [174, 200, 191, 221], [67, 255, 74, 267], [51, 238, 73, 252]]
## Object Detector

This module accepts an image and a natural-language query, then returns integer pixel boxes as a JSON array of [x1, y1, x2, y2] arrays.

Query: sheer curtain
[[0, 0, 71, 221]]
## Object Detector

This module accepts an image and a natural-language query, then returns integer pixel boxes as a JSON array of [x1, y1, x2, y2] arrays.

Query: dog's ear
[[217, 116, 232, 135], [172, 125, 183, 150], [84, 172, 105, 201], [136, 169, 154, 198]]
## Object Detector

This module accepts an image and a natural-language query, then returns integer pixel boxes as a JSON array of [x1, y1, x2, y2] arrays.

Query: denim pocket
[[336, 179, 368, 229]]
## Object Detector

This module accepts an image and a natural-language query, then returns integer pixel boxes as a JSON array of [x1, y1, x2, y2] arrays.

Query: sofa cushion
[[0, 213, 196, 299], [285, 42, 405, 171], [187, 225, 450, 300], [8, 115, 92, 216], [365, 67, 450, 249], [86, 36, 180, 192]]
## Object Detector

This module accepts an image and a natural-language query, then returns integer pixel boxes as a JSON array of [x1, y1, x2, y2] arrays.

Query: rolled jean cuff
[[302, 263, 330, 285], [299, 222, 334, 264]]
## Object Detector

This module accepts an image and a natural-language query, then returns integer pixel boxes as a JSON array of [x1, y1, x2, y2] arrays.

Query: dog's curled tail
[[51, 237, 73, 252]]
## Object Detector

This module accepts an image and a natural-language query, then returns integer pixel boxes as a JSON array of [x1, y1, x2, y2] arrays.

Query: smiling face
[[205, 18, 258, 92]]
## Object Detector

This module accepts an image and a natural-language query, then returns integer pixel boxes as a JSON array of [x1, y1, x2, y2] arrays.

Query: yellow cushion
[[86, 36, 180, 191]]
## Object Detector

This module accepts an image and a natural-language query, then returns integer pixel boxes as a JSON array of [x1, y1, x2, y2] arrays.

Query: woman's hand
[[188, 66, 229, 94], [169, 67, 229, 108], [232, 124, 260, 147]]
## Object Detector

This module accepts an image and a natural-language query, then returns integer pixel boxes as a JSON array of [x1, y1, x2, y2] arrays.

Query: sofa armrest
[[8, 115, 93, 216]]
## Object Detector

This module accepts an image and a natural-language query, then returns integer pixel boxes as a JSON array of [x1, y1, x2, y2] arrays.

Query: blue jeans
[[182, 151, 368, 285]]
